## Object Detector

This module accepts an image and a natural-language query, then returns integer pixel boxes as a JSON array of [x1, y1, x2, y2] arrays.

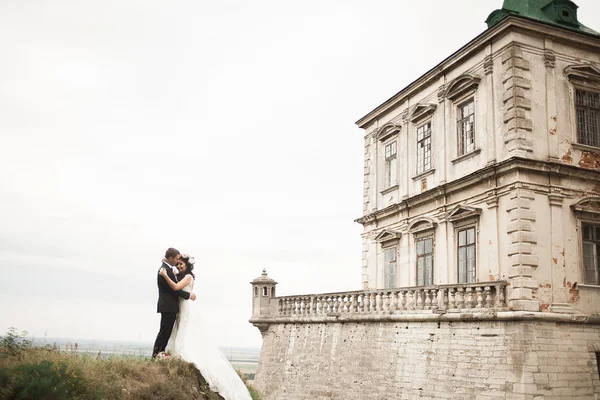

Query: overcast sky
[[2, 0, 600, 348]]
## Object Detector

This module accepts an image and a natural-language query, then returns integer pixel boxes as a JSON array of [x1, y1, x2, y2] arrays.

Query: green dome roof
[[486, 0, 600, 36]]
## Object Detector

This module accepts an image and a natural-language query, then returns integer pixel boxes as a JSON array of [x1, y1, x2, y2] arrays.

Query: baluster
[[456, 288, 464, 310], [465, 287, 474, 309], [289, 298, 295, 315], [370, 293, 376, 313], [397, 291, 405, 311], [344, 295, 350, 313], [306, 296, 311, 314], [382, 292, 389, 313], [416, 290, 423, 310], [424, 289, 432, 310], [282, 299, 288, 315], [391, 291, 398, 312], [448, 288, 455, 310], [407, 290, 415, 310], [484, 286, 493, 308], [431, 289, 439, 312], [476, 287, 484, 309], [497, 284, 505, 308], [278, 299, 283, 315], [350, 294, 357, 313], [362, 294, 368, 313]]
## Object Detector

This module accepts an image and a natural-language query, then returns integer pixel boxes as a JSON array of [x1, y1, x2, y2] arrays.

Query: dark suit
[[152, 262, 191, 357]]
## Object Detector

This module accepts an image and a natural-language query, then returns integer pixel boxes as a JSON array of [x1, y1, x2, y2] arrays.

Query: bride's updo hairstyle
[[177, 253, 195, 280]]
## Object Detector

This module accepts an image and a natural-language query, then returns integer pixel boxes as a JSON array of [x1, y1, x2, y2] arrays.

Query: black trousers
[[152, 312, 177, 357]]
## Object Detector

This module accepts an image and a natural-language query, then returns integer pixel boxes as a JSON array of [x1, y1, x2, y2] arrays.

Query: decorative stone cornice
[[564, 63, 600, 82], [409, 103, 437, 123], [571, 197, 600, 215], [445, 204, 482, 223], [374, 122, 401, 142], [374, 229, 402, 243], [407, 217, 437, 234], [444, 74, 482, 100]]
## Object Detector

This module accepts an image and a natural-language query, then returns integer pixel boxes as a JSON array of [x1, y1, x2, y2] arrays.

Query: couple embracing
[[152, 247, 252, 400]]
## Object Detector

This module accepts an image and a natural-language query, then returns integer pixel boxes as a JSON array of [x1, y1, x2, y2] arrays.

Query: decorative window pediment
[[375, 229, 402, 244], [409, 103, 436, 123], [375, 122, 401, 142], [445, 204, 482, 223], [571, 197, 600, 215], [444, 74, 481, 101], [408, 217, 437, 234], [565, 64, 600, 83]]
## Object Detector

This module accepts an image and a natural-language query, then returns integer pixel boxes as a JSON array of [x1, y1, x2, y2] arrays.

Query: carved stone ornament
[[484, 55, 494, 75], [544, 50, 556, 68]]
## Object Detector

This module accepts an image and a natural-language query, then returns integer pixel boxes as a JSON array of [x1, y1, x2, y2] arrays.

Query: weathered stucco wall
[[254, 318, 600, 400]]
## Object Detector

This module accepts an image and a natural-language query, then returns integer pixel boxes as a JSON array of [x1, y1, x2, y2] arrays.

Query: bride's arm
[[159, 269, 192, 291]]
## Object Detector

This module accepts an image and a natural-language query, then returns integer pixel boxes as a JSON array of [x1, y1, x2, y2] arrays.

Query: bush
[[0, 328, 32, 357], [3, 360, 102, 400]]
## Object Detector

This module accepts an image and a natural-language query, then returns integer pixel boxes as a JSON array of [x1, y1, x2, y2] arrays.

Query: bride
[[159, 254, 252, 400]]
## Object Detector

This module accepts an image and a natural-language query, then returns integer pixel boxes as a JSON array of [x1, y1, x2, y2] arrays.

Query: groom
[[152, 247, 196, 358]]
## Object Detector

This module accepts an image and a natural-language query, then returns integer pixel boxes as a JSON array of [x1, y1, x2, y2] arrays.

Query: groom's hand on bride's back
[[190, 293, 196, 301]]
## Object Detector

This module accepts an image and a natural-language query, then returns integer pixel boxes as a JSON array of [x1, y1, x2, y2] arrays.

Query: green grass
[[0, 328, 261, 400]]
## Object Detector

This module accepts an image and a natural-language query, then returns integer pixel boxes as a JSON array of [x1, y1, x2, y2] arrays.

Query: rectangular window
[[384, 142, 397, 188], [416, 237, 433, 286], [384, 247, 397, 289], [582, 223, 600, 284], [457, 100, 475, 156], [596, 352, 600, 379], [457, 227, 476, 283], [416, 122, 432, 174], [576, 89, 600, 147]]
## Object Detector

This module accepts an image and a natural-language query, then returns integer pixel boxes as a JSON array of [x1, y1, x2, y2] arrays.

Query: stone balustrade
[[274, 281, 507, 317]]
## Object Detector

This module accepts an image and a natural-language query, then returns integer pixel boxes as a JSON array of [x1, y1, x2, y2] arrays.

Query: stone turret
[[250, 269, 277, 319]]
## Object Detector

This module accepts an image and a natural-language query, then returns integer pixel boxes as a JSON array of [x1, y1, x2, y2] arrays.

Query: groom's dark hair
[[165, 247, 180, 259]]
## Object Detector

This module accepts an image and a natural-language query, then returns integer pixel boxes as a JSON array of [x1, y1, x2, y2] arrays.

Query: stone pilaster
[[363, 134, 372, 213], [506, 187, 539, 311], [502, 45, 533, 157], [361, 234, 369, 290], [545, 39, 559, 162]]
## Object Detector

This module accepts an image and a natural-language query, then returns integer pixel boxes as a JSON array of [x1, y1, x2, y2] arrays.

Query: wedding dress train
[[166, 278, 252, 400]]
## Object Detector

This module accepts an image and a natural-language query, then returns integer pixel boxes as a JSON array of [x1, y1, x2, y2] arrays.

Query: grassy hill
[[0, 328, 260, 400]]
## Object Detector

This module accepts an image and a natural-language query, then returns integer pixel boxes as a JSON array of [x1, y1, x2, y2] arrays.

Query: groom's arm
[[157, 273, 192, 300]]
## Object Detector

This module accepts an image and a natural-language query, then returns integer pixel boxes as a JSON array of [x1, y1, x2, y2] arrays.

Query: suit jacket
[[157, 262, 191, 313]]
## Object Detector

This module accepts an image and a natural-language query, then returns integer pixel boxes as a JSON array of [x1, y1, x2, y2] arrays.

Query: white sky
[[2, 0, 600, 348]]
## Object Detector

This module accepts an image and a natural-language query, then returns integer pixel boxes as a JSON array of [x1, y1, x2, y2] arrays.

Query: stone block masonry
[[254, 319, 600, 400]]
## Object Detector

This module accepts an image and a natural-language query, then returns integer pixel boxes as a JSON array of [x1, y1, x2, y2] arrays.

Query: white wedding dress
[[166, 277, 252, 400]]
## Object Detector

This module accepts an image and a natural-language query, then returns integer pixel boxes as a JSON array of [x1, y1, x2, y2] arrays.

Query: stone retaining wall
[[253, 318, 600, 400]]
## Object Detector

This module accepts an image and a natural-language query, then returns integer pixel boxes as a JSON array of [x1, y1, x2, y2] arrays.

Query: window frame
[[383, 140, 398, 189], [456, 98, 476, 157], [416, 235, 434, 287], [416, 121, 432, 175], [456, 225, 477, 284], [574, 88, 600, 148], [383, 245, 398, 289], [581, 221, 600, 285]]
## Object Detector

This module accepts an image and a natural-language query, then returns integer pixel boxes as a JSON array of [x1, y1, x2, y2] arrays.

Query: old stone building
[[250, 1, 600, 399], [357, 0, 600, 314]]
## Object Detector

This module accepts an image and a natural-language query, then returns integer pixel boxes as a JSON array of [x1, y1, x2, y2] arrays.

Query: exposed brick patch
[[562, 148, 573, 163], [579, 151, 600, 170]]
